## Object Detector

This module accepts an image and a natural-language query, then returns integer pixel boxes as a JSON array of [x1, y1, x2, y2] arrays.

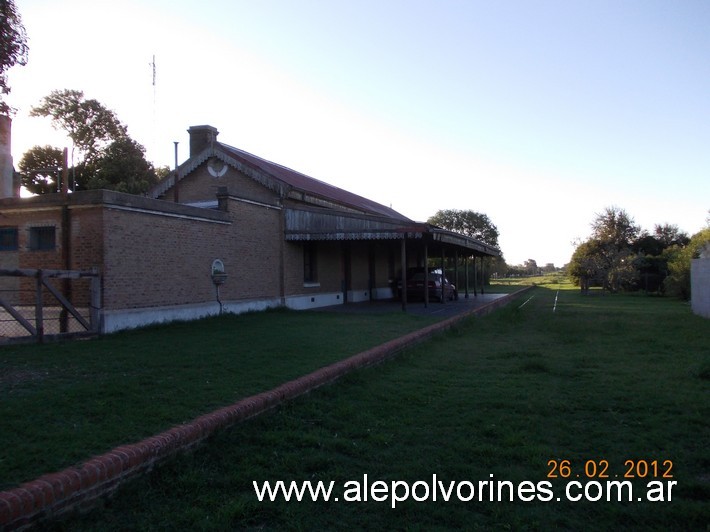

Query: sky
[[5, 0, 710, 267]]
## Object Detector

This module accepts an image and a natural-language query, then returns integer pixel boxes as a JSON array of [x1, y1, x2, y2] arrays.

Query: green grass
[[492, 272, 571, 288], [49, 288, 709, 531], [0, 308, 437, 489]]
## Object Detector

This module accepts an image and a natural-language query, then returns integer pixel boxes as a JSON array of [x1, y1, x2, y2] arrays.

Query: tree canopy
[[569, 205, 699, 297], [18, 145, 63, 195], [30, 90, 127, 164], [84, 136, 157, 194], [21, 89, 159, 195], [0, 0, 28, 114], [427, 209, 500, 248], [664, 227, 710, 299]]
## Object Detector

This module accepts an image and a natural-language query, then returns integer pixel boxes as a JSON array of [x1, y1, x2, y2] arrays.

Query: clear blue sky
[[7, 0, 710, 266]]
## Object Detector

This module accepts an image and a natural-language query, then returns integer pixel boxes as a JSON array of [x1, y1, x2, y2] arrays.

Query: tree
[[633, 232, 664, 257], [0, 0, 28, 114], [30, 89, 127, 166], [569, 207, 640, 292], [590, 206, 640, 248], [18, 145, 63, 194], [590, 207, 639, 291], [23, 89, 159, 195], [653, 223, 689, 248], [664, 227, 710, 299], [427, 209, 499, 248], [568, 239, 606, 293], [524, 259, 539, 276], [84, 136, 158, 194]]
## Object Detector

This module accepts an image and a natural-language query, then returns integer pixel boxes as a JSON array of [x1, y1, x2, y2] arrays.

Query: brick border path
[[0, 287, 531, 530]]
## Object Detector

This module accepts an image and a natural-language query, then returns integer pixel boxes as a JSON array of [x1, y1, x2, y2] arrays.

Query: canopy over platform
[[284, 206, 500, 258]]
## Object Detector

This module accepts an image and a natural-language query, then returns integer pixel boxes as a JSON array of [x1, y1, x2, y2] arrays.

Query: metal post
[[60, 148, 71, 333], [464, 255, 469, 298], [454, 251, 459, 300], [401, 237, 407, 311], [35, 270, 44, 343], [441, 248, 445, 303], [423, 242, 428, 308], [473, 255, 478, 297], [173, 142, 179, 203]]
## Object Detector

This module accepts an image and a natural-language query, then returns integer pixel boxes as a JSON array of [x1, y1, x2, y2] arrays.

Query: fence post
[[35, 270, 44, 343]]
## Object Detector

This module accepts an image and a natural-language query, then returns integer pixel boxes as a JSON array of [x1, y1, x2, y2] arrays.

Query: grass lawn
[[0, 308, 438, 489], [48, 287, 709, 530]]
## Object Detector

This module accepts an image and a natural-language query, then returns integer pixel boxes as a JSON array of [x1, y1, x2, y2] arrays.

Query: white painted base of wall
[[373, 287, 395, 300], [101, 297, 282, 333], [101, 288, 398, 333], [286, 287, 395, 309], [691, 259, 710, 318], [347, 290, 371, 303], [285, 292, 343, 310]]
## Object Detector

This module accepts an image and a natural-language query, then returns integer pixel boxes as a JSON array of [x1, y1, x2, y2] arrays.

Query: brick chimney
[[188, 125, 219, 158], [0, 115, 16, 198]]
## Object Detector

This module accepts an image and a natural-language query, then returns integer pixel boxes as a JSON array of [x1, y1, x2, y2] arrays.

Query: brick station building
[[0, 123, 499, 333]]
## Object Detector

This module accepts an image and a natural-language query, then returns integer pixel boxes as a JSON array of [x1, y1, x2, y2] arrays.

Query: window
[[303, 242, 318, 284], [29, 226, 56, 251], [0, 227, 18, 251]]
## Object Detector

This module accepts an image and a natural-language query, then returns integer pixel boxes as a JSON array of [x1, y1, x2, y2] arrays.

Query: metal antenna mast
[[149, 54, 157, 164]]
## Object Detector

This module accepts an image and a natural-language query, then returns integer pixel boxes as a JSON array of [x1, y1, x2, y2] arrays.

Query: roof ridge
[[218, 142, 411, 222], [219, 142, 362, 194]]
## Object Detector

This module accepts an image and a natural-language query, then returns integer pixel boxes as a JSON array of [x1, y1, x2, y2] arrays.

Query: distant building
[[0, 124, 498, 333]]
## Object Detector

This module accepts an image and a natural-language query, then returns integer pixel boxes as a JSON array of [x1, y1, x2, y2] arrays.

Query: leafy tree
[[524, 259, 539, 276], [154, 165, 171, 181], [570, 207, 640, 292], [0, 0, 28, 114], [30, 89, 127, 165], [632, 232, 663, 257], [653, 223, 689, 248], [630, 225, 689, 293], [84, 136, 158, 194], [427, 209, 499, 248], [664, 227, 710, 299], [569, 239, 606, 293], [18, 145, 63, 194], [22, 89, 158, 195], [590, 206, 640, 248]]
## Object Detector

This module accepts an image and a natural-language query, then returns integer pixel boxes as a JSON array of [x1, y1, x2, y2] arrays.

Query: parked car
[[406, 269, 457, 302]]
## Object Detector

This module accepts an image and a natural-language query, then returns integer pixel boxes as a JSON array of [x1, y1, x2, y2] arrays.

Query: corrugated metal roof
[[218, 143, 411, 222]]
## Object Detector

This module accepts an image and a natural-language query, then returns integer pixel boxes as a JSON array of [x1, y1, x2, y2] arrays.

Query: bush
[[664, 227, 710, 299]]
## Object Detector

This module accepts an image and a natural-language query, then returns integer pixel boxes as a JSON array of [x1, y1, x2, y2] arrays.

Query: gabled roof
[[147, 127, 499, 257], [150, 139, 411, 222], [219, 143, 412, 221]]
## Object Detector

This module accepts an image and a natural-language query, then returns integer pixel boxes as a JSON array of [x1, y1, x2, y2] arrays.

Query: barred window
[[0, 227, 18, 251], [29, 226, 56, 251]]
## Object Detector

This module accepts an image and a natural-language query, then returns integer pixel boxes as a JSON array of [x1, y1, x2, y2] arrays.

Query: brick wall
[[99, 194, 285, 311], [0, 203, 101, 306], [0, 167, 407, 330], [163, 166, 278, 206]]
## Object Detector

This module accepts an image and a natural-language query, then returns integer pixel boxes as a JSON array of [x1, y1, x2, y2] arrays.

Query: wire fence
[[0, 269, 100, 344]]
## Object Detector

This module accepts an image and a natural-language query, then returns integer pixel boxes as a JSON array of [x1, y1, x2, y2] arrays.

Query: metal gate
[[0, 268, 100, 344]]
